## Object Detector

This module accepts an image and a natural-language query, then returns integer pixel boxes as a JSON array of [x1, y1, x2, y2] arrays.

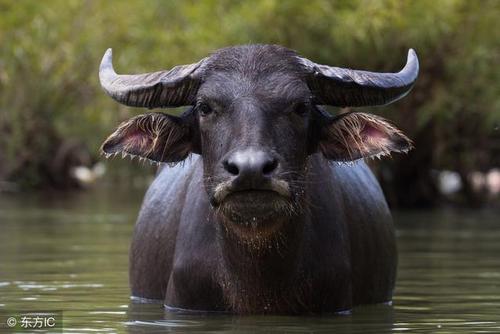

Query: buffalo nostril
[[223, 150, 278, 178], [224, 160, 239, 176], [262, 159, 278, 176]]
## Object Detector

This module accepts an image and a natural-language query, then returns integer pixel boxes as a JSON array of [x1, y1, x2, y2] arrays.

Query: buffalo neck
[[213, 195, 312, 313]]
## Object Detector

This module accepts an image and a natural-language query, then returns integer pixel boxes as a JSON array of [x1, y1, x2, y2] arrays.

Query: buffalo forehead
[[199, 45, 309, 105], [205, 44, 303, 76], [199, 72, 309, 107]]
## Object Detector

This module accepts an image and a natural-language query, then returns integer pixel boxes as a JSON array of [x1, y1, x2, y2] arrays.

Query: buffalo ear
[[101, 112, 192, 163], [319, 112, 413, 161]]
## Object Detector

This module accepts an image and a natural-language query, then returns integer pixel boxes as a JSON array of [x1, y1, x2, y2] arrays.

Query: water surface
[[1, 188, 499, 333]]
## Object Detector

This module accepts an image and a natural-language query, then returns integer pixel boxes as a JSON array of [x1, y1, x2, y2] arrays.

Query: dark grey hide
[[100, 45, 418, 314]]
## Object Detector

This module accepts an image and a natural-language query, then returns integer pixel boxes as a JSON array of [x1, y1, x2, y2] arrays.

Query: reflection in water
[[125, 302, 395, 333], [1, 188, 499, 333]]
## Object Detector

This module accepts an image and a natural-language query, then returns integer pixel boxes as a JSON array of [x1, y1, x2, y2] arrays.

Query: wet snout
[[213, 148, 290, 204], [223, 148, 278, 187]]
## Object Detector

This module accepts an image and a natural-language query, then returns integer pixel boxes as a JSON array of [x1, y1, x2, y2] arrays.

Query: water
[[1, 188, 500, 333]]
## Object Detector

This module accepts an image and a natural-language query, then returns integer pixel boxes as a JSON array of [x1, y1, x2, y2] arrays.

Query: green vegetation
[[0, 0, 498, 206]]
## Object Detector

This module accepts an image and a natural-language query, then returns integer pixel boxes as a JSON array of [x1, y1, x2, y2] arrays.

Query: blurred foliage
[[0, 0, 498, 205]]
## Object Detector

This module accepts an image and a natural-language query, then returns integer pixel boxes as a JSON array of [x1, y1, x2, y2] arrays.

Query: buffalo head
[[100, 45, 417, 237]]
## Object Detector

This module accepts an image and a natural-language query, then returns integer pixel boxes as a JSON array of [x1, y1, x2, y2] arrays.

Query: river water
[[1, 187, 499, 333]]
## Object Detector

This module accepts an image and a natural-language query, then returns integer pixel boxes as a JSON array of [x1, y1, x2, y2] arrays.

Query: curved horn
[[99, 48, 206, 108], [299, 49, 419, 107]]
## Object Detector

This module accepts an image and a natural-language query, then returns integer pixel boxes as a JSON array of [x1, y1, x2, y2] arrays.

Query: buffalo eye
[[287, 101, 309, 116], [197, 102, 213, 117]]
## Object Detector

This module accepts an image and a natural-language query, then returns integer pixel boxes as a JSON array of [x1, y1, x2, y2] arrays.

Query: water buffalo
[[99, 44, 418, 314]]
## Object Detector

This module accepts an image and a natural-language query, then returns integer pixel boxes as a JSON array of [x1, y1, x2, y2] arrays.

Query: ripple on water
[[1, 193, 500, 333]]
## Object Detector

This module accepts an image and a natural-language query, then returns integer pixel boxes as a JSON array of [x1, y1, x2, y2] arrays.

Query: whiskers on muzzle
[[208, 177, 309, 224], [212, 178, 292, 204]]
